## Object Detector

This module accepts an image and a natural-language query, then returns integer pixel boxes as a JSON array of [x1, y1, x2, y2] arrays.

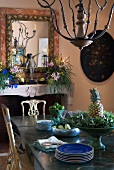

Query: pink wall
[[0, 0, 114, 112]]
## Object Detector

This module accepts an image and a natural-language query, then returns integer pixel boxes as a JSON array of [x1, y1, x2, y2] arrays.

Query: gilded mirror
[[11, 21, 49, 67], [0, 8, 59, 72], [6, 14, 54, 70]]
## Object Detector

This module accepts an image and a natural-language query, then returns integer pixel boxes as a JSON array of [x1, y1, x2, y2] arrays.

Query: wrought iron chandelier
[[36, 0, 114, 50], [12, 21, 36, 52]]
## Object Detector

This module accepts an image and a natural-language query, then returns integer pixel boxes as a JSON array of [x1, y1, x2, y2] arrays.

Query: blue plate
[[57, 143, 93, 154]]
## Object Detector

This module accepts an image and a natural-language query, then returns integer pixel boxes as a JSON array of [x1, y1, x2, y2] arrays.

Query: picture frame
[[15, 47, 25, 66], [11, 47, 26, 66]]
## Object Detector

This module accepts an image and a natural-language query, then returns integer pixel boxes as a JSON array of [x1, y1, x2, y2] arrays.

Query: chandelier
[[36, 0, 114, 50], [12, 21, 36, 53]]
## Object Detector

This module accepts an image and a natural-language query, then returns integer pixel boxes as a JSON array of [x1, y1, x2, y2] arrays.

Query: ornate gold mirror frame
[[0, 8, 59, 72]]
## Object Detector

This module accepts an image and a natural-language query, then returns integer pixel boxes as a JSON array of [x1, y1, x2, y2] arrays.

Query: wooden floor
[[0, 140, 9, 170]]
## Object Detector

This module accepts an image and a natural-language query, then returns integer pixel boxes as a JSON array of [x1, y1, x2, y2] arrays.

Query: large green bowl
[[78, 126, 114, 149], [49, 109, 65, 118]]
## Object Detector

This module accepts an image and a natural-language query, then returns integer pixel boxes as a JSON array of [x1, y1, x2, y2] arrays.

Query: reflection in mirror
[[0, 8, 59, 70], [12, 21, 48, 67], [38, 38, 48, 67], [6, 13, 55, 71]]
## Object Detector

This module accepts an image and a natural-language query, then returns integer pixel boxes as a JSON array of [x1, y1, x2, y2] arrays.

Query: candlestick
[[34, 24, 36, 31]]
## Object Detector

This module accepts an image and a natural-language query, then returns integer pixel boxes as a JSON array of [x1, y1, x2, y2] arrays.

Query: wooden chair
[[21, 99, 46, 116], [1, 104, 34, 170]]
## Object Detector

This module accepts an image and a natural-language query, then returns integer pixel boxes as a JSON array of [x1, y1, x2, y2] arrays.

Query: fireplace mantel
[[0, 84, 72, 109], [0, 84, 51, 97]]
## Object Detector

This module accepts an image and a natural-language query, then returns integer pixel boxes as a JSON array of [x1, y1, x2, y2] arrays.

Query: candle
[[34, 24, 36, 30], [42, 48, 48, 55]]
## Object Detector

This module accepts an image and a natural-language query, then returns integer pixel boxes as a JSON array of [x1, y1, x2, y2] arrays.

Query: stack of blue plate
[[55, 143, 94, 163]]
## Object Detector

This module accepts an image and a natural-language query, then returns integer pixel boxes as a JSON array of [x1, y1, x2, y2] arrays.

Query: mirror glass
[[6, 12, 58, 71], [0, 8, 59, 70], [12, 21, 49, 67]]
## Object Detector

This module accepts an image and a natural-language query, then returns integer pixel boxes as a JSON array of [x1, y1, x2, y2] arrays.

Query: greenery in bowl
[[72, 110, 114, 129]]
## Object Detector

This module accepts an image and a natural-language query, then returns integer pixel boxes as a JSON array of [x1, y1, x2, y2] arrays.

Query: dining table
[[11, 115, 114, 170]]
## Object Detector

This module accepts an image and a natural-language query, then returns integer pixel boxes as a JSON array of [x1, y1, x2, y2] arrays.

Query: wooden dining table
[[11, 115, 114, 170]]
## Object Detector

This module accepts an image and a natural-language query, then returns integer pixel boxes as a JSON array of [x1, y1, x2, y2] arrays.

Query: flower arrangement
[[44, 54, 74, 93], [0, 61, 23, 92]]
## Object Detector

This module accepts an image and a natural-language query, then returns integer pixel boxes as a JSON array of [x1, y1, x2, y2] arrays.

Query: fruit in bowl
[[52, 123, 80, 136], [49, 102, 65, 118], [38, 77, 47, 84], [53, 123, 71, 130]]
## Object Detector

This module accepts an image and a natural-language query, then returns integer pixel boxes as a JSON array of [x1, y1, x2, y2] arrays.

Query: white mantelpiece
[[0, 84, 49, 97], [0, 84, 72, 110]]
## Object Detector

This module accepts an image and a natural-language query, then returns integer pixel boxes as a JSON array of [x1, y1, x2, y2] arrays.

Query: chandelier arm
[[21, 31, 27, 47], [20, 37, 31, 52], [50, 8, 60, 32], [37, 0, 74, 39], [105, 4, 114, 29], [93, 30, 107, 40], [91, 3, 114, 40], [95, 0, 108, 10], [90, 9, 101, 39], [68, 0, 77, 37], [87, 0, 108, 39], [41, 2, 64, 38], [21, 21, 36, 40], [84, 0, 92, 38], [50, 8, 75, 41], [17, 30, 21, 47], [43, 0, 75, 40], [36, 0, 56, 8], [89, 0, 106, 40], [24, 31, 36, 48], [58, 0, 74, 38], [36, 0, 113, 49], [18, 21, 28, 47], [20, 30, 26, 46], [18, 21, 28, 39]]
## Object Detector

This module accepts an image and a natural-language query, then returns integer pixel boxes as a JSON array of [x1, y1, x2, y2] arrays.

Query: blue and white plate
[[55, 153, 94, 163], [56, 151, 93, 158], [55, 143, 94, 163], [56, 143, 94, 155]]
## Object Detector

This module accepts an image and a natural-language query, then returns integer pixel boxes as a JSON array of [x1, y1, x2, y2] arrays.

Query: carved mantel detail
[[0, 84, 72, 110]]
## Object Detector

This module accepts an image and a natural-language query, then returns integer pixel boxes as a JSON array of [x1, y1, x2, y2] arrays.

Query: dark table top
[[11, 116, 114, 170]]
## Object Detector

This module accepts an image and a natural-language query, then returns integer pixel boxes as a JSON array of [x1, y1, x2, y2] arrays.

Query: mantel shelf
[[0, 84, 72, 110], [0, 84, 69, 97], [0, 84, 52, 97]]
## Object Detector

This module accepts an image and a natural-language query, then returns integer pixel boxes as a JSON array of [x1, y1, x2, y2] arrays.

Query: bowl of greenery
[[49, 102, 65, 118], [72, 88, 114, 149]]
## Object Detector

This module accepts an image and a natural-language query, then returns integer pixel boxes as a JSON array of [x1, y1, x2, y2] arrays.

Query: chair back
[[21, 99, 46, 116], [1, 104, 34, 170], [1, 104, 20, 169], [1, 104, 11, 134]]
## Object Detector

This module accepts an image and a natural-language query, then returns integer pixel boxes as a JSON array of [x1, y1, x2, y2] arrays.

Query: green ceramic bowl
[[49, 109, 65, 118]]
